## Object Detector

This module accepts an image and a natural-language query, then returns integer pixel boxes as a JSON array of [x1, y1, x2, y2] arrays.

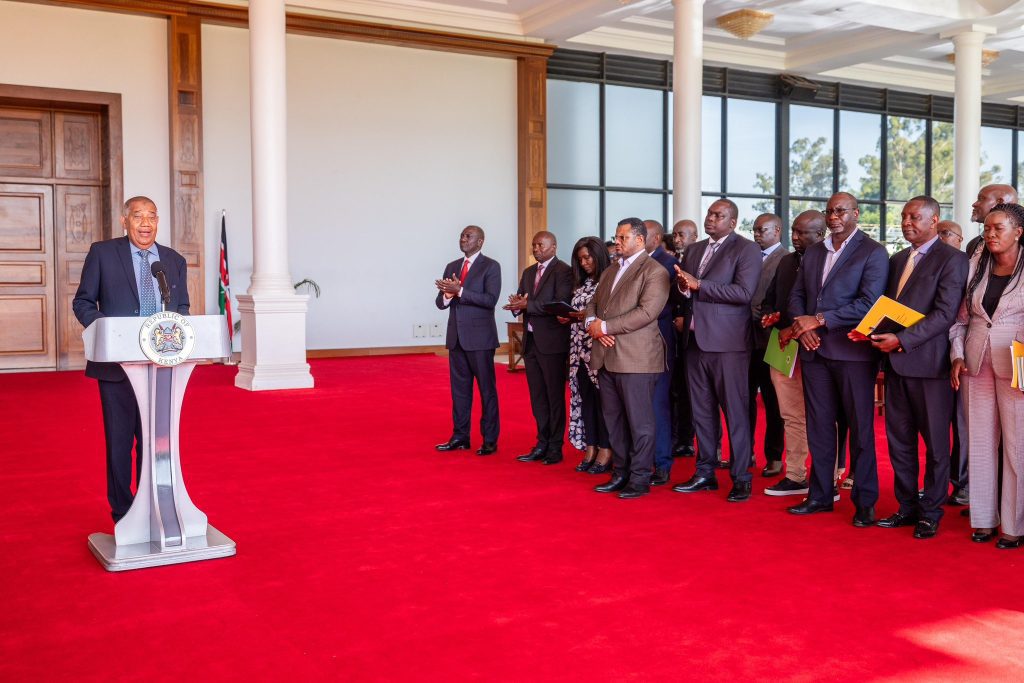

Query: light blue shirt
[[130, 241, 162, 313]]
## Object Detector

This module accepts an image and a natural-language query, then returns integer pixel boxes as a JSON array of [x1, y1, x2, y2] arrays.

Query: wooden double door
[[0, 106, 109, 371]]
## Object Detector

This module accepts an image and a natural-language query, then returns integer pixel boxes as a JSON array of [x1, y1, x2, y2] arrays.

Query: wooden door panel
[[56, 185, 102, 370], [0, 183, 55, 369], [0, 109, 52, 178], [54, 112, 101, 181]]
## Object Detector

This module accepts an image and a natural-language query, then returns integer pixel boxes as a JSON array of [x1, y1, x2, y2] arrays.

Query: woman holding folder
[[560, 237, 613, 473], [950, 203, 1024, 549]]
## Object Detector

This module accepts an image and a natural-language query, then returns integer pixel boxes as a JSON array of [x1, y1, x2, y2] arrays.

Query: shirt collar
[[537, 255, 555, 269], [762, 242, 782, 257], [620, 249, 644, 268], [914, 235, 940, 255], [463, 250, 482, 265], [130, 241, 158, 257], [708, 232, 731, 247], [825, 227, 858, 254]]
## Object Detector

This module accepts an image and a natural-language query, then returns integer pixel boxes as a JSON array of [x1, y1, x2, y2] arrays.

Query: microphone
[[150, 261, 172, 306]]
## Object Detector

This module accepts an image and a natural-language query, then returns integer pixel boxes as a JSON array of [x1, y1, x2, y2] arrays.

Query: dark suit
[[882, 239, 968, 522], [671, 251, 696, 452], [649, 246, 681, 473], [72, 237, 190, 518], [682, 232, 762, 483], [436, 253, 501, 445], [518, 258, 573, 456], [788, 229, 889, 507], [750, 245, 787, 466]]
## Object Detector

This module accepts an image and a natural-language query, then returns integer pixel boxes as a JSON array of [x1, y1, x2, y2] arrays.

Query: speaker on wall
[[780, 74, 821, 101]]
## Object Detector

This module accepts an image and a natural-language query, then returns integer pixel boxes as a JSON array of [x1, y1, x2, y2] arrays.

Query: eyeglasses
[[939, 230, 963, 241], [823, 207, 854, 217]]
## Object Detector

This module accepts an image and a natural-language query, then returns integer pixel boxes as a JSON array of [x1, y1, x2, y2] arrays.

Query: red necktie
[[459, 259, 470, 282]]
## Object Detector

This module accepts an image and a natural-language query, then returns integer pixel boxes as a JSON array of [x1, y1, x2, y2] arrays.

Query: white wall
[[202, 24, 518, 349], [0, 1, 171, 239]]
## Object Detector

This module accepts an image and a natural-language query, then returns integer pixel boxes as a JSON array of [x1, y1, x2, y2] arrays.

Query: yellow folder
[[1011, 341, 1024, 389], [853, 295, 925, 338]]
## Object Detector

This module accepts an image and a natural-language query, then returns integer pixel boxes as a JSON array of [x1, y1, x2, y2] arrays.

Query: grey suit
[[681, 231, 762, 483]]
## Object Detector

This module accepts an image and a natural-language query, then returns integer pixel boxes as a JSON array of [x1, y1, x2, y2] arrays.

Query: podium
[[83, 313, 236, 571]]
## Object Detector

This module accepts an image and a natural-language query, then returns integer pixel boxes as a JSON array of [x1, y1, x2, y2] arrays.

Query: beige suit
[[584, 249, 670, 487], [586, 251, 670, 374], [950, 252, 1024, 535]]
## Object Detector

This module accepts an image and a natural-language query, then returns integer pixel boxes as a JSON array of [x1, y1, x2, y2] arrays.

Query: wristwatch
[[815, 312, 826, 327]]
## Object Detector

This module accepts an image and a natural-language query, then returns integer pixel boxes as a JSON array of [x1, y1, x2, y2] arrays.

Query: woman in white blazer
[[951, 203, 1024, 549]]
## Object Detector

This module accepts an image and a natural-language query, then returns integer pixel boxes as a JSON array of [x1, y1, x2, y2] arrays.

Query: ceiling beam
[[522, 0, 670, 42], [785, 26, 940, 73]]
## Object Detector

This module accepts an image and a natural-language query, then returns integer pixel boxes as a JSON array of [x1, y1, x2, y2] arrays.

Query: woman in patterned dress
[[559, 236, 612, 473]]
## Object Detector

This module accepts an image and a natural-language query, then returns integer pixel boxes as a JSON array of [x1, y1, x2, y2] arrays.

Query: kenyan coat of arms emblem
[[139, 312, 196, 366]]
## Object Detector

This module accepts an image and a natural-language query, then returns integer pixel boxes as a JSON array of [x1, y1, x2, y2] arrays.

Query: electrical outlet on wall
[[430, 323, 442, 337], [413, 324, 426, 338]]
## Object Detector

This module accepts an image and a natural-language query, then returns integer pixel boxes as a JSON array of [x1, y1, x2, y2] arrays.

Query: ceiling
[[283, 0, 1024, 102]]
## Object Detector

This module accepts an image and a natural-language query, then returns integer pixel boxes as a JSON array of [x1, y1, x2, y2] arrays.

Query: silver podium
[[83, 314, 236, 571]]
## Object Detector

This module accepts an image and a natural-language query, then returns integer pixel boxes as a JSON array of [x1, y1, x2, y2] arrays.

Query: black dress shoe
[[761, 461, 783, 477], [618, 485, 650, 499], [913, 519, 939, 539], [542, 454, 563, 465], [595, 475, 628, 493], [788, 499, 833, 515], [672, 474, 719, 493], [436, 438, 470, 452], [673, 445, 695, 457], [972, 529, 997, 543], [949, 487, 969, 506], [877, 511, 919, 528], [996, 536, 1024, 549], [727, 481, 752, 502], [587, 461, 610, 475], [651, 468, 670, 486], [575, 458, 595, 472], [516, 446, 546, 462], [852, 506, 876, 528], [476, 442, 497, 456]]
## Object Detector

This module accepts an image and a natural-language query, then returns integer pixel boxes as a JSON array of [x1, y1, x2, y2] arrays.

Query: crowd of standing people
[[434, 183, 1024, 548]]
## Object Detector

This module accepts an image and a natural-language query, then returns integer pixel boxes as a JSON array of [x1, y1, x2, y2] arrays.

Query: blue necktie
[[138, 250, 158, 316]]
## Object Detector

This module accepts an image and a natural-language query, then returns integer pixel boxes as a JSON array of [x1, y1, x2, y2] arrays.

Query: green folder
[[763, 327, 798, 378]]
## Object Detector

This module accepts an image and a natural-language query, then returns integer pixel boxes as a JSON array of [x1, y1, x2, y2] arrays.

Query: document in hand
[[1011, 341, 1024, 390], [541, 301, 578, 316], [764, 328, 799, 378], [851, 295, 925, 339]]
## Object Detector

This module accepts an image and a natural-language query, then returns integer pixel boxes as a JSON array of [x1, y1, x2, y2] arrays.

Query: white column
[[235, 0, 314, 391], [943, 26, 994, 234], [672, 0, 704, 224]]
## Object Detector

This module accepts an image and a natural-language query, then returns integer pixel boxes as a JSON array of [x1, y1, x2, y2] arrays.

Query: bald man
[[936, 220, 963, 250], [966, 184, 1018, 257], [505, 231, 574, 465]]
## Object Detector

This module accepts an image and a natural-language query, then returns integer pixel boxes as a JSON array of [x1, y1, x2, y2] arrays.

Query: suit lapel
[[821, 230, 864, 290], [701, 233, 732, 275], [535, 257, 557, 294], [118, 237, 141, 305]]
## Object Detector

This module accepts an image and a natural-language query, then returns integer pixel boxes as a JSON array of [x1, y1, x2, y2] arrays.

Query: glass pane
[[702, 96, 722, 193], [981, 126, 1012, 186], [839, 110, 881, 200], [547, 189, 600, 247], [605, 191, 665, 233], [939, 204, 953, 221], [788, 199, 826, 230], [886, 116, 926, 201], [1019, 131, 1024, 190], [727, 99, 776, 195], [547, 80, 599, 186], [789, 105, 834, 199], [931, 121, 954, 204], [731, 196, 777, 239], [605, 85, 663, 188], [859, 202, 882, 241], [884, 204, 909, 254]]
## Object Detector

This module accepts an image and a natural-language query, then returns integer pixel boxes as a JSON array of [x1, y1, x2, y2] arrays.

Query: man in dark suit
[[670, 219, 699, 457], [643, 219, 682, 486], [73, 196, 190, 522], [750, 213, 787, 477], [505, 231, 573, 465], [434, 225, 502, 456], [672, 199, 762, 502], [786, 192, 889, 526], [937, 220, 970, 506], [586, 217, 670, 498], [873, 196, 968, 539]]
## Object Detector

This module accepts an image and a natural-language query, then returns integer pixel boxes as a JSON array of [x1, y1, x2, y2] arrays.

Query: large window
[[547, 51, 1024, 252]]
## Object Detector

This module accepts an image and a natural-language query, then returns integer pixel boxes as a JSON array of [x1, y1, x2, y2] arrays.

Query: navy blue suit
[[436, 253, 501, 445], [72, 237, 190, 519], [649, 246, 680, 473], [882, 240, 968, 522], [788, 229, 888, 507]]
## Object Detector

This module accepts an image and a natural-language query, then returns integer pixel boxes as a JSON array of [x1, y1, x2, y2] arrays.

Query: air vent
[[982, 103, 1017, 127], [838, 84, 885, 112]]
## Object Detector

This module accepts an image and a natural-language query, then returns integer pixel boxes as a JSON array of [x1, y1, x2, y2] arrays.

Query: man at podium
[[72, 196, 190, 522]]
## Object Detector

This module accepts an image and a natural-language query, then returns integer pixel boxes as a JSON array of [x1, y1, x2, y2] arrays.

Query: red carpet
[[2, 355, 1024, 681]]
